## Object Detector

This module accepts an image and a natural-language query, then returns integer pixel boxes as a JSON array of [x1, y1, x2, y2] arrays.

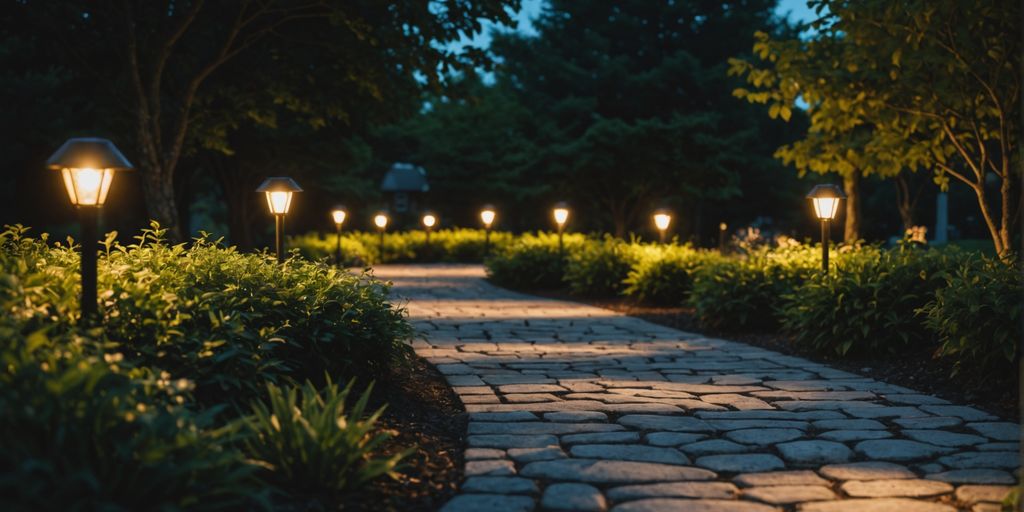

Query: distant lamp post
[[47, 137, 133, 323], [653, 210, 672, 244], [480, 205, 496, 254], [257, 177, 302, 263], [807, 184, 846, 273], [374, 212, 389, 262], [718, 222, 729, 252], [330, 205, 347, 266], [422, 212, 437, 248], [552, 202, 570, 255]]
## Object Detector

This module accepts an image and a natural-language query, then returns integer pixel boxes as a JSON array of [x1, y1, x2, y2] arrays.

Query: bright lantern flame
[[331, 209, 346, 226], [553, 207, 569, 226], [422, 214, 437, 228], [654, 213, 672, 231], [265, 191, 293, 215], [812, 197, 841, 220], [374, 214, 389, 229], [480, 209, 496, 227], [61, 167, 114, 206]]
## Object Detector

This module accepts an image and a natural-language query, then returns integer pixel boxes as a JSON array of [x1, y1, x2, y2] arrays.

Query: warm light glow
[[374, 214, 389, 229], [812, 197, 841, 220], [265, 191, 293, 215], [60, 167, 114, 206], [553, 207, 569, 226], [331, 209, 347, 226], [480, 209, 496, 227], [422, 214, 437, 228], [654, 213, 672, 231], [720, 222, 728, 231]]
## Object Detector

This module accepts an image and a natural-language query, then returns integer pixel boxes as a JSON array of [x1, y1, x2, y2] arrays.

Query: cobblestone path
[[375, 264, 1021, 512]]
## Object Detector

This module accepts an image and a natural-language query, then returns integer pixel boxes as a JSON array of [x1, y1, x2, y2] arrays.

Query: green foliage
[[243, 378, 410, 496], [563, 236, 639, 297], [290, 229, 514, 265], [780, 246, 961, 355], [0, 223, 414, 509], [921, 257, 1021, 379], [485, 232, 584, 289], [623, 244, 713, 305]]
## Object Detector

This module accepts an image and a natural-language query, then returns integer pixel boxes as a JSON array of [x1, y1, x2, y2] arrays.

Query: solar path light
[[806, 184, 846, 273], [257, 177, 302, 263]]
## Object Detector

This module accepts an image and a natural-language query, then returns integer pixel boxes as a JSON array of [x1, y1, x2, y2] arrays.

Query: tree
[[730, 0, 1020, 256], [6, 1, 519, 240]]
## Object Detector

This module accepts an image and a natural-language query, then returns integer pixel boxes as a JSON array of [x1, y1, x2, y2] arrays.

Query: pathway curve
[[376, 264, 1020, 512]]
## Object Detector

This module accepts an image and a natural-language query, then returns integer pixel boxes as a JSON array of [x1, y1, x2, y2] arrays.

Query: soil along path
[[376, 264, 1020, 512]]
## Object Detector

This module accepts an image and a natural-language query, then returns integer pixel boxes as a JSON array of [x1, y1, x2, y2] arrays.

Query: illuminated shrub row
[[484, 234, 1019, 381], [0, 224, 413, 510], [290, 228, 515, 266]]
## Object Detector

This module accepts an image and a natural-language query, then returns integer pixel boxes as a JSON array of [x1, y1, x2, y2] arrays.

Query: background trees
[[731, 0, 1020, 256]]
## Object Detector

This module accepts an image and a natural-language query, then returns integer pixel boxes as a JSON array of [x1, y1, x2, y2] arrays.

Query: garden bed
[[545, 292, 1020, 422]]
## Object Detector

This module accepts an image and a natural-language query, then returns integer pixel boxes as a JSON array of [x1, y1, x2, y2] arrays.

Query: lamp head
[[330, 205, 347, 226], [806, 184, 846, 220], [257, 177, 302, 215], [480, 205, 496, 228], [47, 137, 133, 207], [422, 212, 437, 229], [653, 210, 672, 231], [552, 202, 570, 226], [374, 212, 389, 230]]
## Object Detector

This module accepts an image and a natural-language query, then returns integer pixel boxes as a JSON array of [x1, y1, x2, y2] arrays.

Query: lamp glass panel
[[422, 214, 436, 228], [374, 214, 389, 228], [553, 208, 569, 225], [62, 168, 114, 206], [480, 210, 496, 226], [331, 210, 346, 225], [266, 191, 292, 215], [812, 197, 840, 220], [654, 213, 671, 231]]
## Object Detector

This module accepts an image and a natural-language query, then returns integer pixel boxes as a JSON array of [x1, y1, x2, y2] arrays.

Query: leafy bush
[[780, 246, 962, 355], [485, 232, 584, 289], [623, 244, 711, 305], [288, 232, 372, 267], [563, 236, 638, 296], [290, 229, 513, 264], [243, 378, 410, 496], [921, 256, 1021, 378]]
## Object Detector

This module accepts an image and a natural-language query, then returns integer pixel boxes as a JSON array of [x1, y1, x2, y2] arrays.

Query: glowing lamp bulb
[[811, 197, 841, 220], [654, 213, 672, 231], [265, 191, 293, 215], [422, 214, 437, 228], [374, 214, 389, 229], [331, 209, 347, 226], [480, 209, 496, 227], [553, 207, 569, 226], [61, 167, 114, 206]]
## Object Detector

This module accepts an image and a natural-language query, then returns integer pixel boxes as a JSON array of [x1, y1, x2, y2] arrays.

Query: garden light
[[552, 202, 570, 255], [257, 177, 302, 263], [374, 212, 389, 261], [806, 184, 846, 273], [653, 210, 672, 244], [47, 137, 133, 322], [422, 212, 437, 247], [480, 205, 496, 254], [330, 205, 347, 266], [719, 222, 728, 252]]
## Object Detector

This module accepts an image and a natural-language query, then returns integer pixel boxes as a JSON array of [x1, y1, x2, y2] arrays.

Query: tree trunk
[[140, 163, 183, 241], [842, 173, 861, 242]]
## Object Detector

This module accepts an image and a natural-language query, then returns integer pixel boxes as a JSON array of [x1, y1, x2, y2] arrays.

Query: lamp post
[[422, 212, 437, 250], [374, 212, 389, 262], [653, 209, 672, 244], [718, 222, 728, 252], [480, 205, 496, 254], [47, 137, 133, 323], [330, 205, 347, 266], [256, 177, 302, 263], [806, 184, 846, 273], [552, 202, 570, 256]]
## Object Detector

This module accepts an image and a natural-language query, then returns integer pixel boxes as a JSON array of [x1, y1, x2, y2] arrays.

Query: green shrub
[[921, 256, 1021, 379], [242, 378, 410, 496], [623, 244, 712, 305], [563, 236, 638, 296], [290, 229, 513, 264], [0, 329, 266, 511], [780, 246, 962, 356], [485, 232, 584, 289], [288, 232, 372, 267], [690, 244, 826, 331]]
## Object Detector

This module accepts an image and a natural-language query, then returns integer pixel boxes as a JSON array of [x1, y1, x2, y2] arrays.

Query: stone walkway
[[375, 265, 1021, 512]]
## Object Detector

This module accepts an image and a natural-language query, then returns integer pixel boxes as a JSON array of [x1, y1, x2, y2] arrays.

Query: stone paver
[[377, 265, 1021, 512]]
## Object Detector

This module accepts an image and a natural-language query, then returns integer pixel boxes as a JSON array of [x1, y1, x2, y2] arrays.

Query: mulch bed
[[339, 356, 466, 512], [533, 290, 1021, 423]]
